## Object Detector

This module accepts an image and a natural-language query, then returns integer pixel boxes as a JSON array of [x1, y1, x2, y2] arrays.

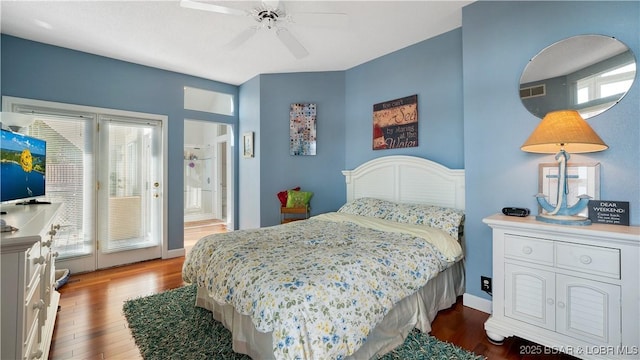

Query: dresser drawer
[[556, 242, 620, 279], [504, 235, 554, 266], [24, 311, 41, 360], [24, 275, 42, 344], [25, 241, 43, 293]]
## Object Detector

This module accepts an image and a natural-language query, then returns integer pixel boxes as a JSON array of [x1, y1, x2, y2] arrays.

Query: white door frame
[[184, 119, 234, 231], [96, 115, 163, 269]]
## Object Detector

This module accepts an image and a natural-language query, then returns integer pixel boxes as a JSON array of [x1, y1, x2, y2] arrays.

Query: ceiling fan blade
[[290, 12, 348, 29], [225, 26, 258, 50], [180, 0, 248, 16], [276, 28, 309, 59], [263, 0, 280, 11]]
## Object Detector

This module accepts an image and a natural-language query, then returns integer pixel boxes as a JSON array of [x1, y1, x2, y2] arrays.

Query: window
[[184, 86, 234, 116], [576, 62, 636, 105]]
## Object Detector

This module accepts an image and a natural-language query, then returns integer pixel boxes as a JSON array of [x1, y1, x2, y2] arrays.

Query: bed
[[182, 155, 466, 359]]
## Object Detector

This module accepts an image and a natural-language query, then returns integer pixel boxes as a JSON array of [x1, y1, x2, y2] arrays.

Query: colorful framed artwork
[[290, 103, 316, 156], [538, 162, 600, 217], [243, 131, 254, 158], [373, 94, 418, 150]]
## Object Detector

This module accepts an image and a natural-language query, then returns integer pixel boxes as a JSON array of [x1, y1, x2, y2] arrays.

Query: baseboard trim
[[463, 292, 492, 314], [165, 248, 185, 259]]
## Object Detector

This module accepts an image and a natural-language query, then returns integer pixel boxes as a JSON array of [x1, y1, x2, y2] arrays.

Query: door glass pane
[[102, 121, 158, 252], [28, 117, 95, 259]]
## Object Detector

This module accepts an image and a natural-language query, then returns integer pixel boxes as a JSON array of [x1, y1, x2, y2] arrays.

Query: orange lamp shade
[[521, 110, 608, 154]]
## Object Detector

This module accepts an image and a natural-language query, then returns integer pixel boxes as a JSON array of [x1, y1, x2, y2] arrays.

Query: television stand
[[15, 199, 52, 205]]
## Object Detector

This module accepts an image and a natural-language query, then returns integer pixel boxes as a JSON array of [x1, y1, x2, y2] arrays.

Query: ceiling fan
[[180, 0, 347, 59]]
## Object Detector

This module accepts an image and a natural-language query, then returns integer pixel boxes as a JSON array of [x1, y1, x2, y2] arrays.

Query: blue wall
[[462, 1, 639, 300], [0, 35, 239, 251], [239, 72, 346, 227], [345, 28, 464, 170], [238, 76, 262, 229]]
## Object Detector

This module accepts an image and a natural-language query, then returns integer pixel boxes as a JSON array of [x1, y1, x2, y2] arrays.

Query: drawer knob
[[33, 299, 45, 310], [42, 240, 53, 247], [579, 255, 592, 264], [48, 224, 60, 235], [546, 298, 554, 305], [522, 246, 533, 255], [34, 256, 46, 265], [557, 301, 566, 309]]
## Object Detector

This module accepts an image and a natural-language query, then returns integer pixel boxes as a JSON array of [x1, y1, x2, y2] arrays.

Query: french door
[[4, 97, 165, 273], [96, 116, 163, 269]]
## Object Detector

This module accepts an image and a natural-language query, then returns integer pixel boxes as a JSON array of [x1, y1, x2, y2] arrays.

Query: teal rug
[[123, 285, 485, 360]]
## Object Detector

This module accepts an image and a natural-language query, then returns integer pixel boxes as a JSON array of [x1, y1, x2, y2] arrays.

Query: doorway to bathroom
[[184, 120, 232, 251]]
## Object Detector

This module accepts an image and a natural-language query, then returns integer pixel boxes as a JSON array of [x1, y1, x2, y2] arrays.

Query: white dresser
[[1, 204, 61, 360], [483, 214, 640, 360]]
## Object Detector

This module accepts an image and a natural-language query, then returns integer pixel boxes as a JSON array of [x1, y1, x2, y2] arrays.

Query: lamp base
[[536, 213, 592, 226]]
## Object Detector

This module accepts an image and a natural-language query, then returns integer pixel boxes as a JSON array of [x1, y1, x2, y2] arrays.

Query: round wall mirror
[[520, 34, 636, 119]]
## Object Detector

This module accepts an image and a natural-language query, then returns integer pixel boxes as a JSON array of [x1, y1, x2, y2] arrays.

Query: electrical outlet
[[481, 276, 492, 293]]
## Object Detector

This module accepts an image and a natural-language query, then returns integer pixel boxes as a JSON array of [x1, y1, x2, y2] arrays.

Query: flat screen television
[[1, 128, 47, 204]]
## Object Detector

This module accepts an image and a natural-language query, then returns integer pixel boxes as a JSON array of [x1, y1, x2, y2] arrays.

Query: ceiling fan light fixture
[[183, 0, 340, 59], [253, 6, 285, 28], [263, 17, 276, 30]]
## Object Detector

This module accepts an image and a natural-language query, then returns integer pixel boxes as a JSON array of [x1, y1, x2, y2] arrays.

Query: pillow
[[383, 203, 464, 240], [277, 186, 300, 207], [286, 190, 313, 208], [337, 197, 397, 219]]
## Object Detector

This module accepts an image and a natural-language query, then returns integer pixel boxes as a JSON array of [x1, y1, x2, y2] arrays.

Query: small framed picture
[[243, 132, 254, 158], [538, 162, 600, 217]]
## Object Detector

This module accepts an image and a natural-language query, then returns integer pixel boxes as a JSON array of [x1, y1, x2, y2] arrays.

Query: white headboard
[[342, 155, 465, 210]]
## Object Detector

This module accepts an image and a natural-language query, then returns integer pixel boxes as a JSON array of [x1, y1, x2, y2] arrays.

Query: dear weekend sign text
[[588, 200, 630, 226]]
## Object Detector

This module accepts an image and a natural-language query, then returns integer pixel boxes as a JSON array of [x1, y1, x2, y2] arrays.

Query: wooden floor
[[50, 257, 186, 359], [49, 226, 577, 360], [183, 219, 227, 253]]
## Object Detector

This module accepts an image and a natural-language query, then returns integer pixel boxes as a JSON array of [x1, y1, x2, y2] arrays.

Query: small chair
[[280, 206, 310, 224]]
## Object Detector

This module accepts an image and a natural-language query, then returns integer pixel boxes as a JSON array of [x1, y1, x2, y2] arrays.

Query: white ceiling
[[1, 0, 474, 85]]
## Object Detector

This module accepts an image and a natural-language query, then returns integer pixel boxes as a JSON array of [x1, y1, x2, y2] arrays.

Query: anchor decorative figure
[[521, 110, 608, 226], [534, 149, 592, 225]]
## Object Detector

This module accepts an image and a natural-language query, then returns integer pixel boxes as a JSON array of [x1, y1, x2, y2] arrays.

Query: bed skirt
[[194, 260, 465, 359]]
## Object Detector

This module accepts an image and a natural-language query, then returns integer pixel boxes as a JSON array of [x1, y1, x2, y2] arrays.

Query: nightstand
[[280, 206, 310, 224], [483, 214, 640, 359]]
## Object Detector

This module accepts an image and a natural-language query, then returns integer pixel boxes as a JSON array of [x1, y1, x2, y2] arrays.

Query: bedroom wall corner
[[238, 75, 262, 230], [462, 1, 640, 301], [257, 72, 346, 227]]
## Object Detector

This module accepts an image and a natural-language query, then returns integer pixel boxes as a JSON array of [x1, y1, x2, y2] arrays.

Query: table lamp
[[521, 110, 608, 225]]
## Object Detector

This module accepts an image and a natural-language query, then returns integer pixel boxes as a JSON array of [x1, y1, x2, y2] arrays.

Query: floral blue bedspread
[[182, 213, 460, 360]]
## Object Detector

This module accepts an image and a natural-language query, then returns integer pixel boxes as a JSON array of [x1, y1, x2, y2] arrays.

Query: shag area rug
[[123, 285, 485, 360]]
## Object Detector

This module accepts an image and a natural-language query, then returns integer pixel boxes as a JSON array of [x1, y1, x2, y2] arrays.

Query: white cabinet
[[483, 214, 640, 360], [1, 204, 61, 360]]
